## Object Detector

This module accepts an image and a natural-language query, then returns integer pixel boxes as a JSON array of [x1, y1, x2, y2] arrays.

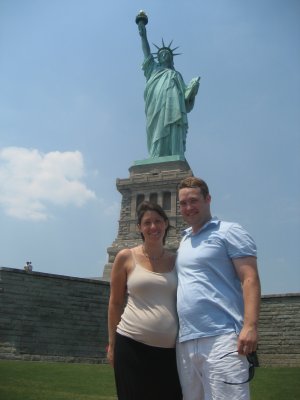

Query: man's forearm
[[243, 276, 261, 328], [237, 276, 261, 354]]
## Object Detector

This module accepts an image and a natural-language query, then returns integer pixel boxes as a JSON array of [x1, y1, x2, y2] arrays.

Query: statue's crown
[[152, 39, 181, 59]]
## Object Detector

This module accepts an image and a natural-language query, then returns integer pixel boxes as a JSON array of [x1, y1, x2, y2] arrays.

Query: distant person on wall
[[136, 10, 200, 158], [107, 201, 182, 400], [176, 176, 261, 400]]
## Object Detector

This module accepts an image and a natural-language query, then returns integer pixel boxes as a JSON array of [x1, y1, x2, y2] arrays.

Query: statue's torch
[[135, 10, 148, 26]]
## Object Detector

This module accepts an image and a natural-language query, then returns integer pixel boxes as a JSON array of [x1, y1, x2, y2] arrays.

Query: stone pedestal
[[101, 158, 193, 281]]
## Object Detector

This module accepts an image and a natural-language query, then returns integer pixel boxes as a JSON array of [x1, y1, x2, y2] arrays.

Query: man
[[176, 177, 261, 400], [137, 18, 200, 158]]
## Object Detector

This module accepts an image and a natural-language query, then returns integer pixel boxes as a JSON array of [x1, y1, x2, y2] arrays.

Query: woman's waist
[[117, 312, 178, 348]]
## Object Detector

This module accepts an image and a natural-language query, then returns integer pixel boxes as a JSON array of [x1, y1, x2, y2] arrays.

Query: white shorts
[[176, 332, 250, 400]]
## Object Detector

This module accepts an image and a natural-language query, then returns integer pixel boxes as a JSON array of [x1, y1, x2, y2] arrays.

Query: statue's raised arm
[[135, 11, 200, 159], [136, 11, 151, 59]]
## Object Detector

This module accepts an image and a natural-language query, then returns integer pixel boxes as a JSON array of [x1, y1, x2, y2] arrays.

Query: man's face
[[178, 187, 211, 231]]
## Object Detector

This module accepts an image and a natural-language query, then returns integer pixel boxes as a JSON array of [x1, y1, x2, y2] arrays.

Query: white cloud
[[0, 147, 96, 220]]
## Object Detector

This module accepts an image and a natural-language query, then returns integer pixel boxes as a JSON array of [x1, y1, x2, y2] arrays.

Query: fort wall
[[0, 267, 299, 366]]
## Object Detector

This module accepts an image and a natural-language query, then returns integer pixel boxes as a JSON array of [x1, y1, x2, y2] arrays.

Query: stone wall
[[0, 267, 110, 363], [0, 267, 299, 366], [258, 293, 300, 366]]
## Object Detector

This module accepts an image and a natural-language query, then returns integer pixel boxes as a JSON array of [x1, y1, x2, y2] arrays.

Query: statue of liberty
[[136, 11, 200, 158]]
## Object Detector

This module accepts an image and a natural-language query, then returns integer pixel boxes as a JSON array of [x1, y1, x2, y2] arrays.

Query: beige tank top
[[117, 251, 178, 348]]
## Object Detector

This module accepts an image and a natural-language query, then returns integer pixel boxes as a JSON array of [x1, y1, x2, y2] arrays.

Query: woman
[[107, 201, 182, 400]]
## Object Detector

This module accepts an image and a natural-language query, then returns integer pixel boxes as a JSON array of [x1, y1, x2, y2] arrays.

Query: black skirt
[[114, 332, 182, 400]]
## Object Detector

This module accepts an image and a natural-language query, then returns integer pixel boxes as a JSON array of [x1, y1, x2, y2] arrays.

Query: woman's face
[[138, 210, 168, 244], [158, 49, 173, 67]]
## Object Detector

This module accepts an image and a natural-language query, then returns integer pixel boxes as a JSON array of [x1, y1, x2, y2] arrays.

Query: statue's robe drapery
[[143, 55, 188, 158]]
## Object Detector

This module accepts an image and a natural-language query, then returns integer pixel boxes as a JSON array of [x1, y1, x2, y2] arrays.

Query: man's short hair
[[178, 177, 210, 198]]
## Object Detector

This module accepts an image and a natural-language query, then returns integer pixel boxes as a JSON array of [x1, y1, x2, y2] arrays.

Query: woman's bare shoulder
[[116, 248, 132, 258], [114, 247, 136, 265]]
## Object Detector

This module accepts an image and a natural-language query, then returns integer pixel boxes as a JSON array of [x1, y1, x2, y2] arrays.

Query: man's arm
[[233, 256, 261, 355]]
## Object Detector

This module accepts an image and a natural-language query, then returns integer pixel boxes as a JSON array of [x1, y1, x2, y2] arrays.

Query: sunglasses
[[219, 351, 256, 385]]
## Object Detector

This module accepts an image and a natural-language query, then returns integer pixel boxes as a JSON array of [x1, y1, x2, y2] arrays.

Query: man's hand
[[237, 325, 259, 355]]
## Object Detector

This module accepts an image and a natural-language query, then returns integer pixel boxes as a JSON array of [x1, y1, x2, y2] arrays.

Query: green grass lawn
[[250, 366, 300, 400], [0, 360, 117, 400], [0, 360, 299, 400]]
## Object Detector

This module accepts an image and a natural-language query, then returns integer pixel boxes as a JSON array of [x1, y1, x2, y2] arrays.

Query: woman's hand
[[107, 344, 114, 366]]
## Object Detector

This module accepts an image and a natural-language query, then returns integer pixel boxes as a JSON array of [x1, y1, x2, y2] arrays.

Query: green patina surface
[[136, 11, 200, 159]]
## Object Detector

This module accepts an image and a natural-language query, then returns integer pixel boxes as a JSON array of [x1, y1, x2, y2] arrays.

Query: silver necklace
[[142, 246, 165, 261]]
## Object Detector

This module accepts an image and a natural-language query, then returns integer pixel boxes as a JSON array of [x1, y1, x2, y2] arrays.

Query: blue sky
[[0, 1, 299, 295]]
